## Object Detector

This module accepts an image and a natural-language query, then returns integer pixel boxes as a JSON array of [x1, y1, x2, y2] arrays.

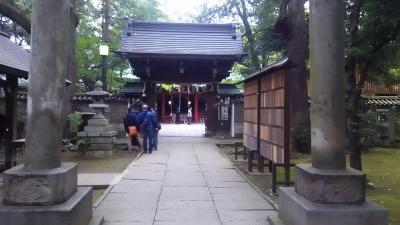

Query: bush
[[359, 111, 388, 150], [291, 112, 311, 153], [61, 137, 89, 152], [67, 111, 82, 134]]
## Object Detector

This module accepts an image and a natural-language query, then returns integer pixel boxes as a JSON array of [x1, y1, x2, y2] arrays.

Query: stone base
[[82, 150, 113, 159], [279, 187, 388, 225], [0, 187, 93, 225], [3, 163, 77, 205], [295, 164, 365, 204]]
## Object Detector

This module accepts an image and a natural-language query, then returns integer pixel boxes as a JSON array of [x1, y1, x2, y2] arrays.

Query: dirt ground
[[61, 149, 138, 173]]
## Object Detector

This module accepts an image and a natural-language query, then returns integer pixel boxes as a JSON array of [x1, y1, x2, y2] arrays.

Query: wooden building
[[0, 32, 29, 170], [118, 80, 244, 137], [116, 21, 245, 135]]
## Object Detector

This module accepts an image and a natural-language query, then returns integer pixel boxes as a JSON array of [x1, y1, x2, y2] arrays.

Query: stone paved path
[[158, 124, 205, 137], [95, 137, 281, 225]]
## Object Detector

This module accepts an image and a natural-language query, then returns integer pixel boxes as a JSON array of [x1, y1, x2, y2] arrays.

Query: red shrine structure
[[116, 21, 245, 135]]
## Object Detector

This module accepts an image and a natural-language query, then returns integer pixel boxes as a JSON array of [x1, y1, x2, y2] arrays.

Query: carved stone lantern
[[78, 81, 117, 158]]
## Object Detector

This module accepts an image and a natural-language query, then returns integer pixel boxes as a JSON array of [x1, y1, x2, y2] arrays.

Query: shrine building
[[116, 21, 245, 136]]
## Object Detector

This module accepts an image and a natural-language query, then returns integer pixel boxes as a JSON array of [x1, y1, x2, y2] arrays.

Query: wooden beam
[[4, 74, 18, 169]]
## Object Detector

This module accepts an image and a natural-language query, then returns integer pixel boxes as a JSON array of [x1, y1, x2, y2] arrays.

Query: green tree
[[75, 0, 164, 92], [345, 0, 400, 170]]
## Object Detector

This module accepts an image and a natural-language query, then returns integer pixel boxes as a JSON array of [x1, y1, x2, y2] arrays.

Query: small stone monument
[[78, 80, 117, 158]]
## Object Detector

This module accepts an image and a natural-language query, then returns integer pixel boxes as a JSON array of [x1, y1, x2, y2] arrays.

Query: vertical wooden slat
[[284, 68, 291, 185]]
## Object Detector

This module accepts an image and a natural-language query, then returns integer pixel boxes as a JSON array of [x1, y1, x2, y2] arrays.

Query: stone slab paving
[[96, 137, 281, 225], [78, 173, 120, 188], [158, 124, 205, 137]]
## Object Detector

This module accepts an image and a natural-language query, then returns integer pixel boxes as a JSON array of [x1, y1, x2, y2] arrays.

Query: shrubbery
[[359, 111, 388, 150]]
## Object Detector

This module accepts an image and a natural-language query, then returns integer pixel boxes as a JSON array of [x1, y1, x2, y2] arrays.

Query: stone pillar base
[[295, 164, 366, 204], [3, 162, 77, 205], [279, 187, 388, 225], [0, 187, 96, 225]]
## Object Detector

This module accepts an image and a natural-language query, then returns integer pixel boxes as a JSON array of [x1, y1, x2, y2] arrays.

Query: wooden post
[[194, 92, 199, 122], [145, 82, 156, 107], [272, 164, 277, 193], [161, 92, 166, 123], [257, 77, 262, 172], [5, 74, 18, 169], [388, 107, 395, 147], [247, 150, 253, 173]]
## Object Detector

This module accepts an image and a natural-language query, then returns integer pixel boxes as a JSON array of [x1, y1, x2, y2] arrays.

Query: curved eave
[[115, 50, 245, 61]]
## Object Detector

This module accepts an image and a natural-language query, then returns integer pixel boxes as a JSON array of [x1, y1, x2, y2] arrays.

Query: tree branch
[[0, 0, 31, 33]]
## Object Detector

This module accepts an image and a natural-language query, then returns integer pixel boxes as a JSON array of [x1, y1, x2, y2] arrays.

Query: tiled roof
[[240, 58, 290, 84], [217, 83, 242, 96], [0, 32, 29, 77], [364, 96, 400, 106], [117, 21, 245, 58], [120, 81, 145, 94], [5, 93, 130, 103]]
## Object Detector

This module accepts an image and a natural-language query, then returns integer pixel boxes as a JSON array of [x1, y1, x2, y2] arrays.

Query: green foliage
[[75, 0, 165, 92], [0, 0, 31, 45], [359, 111, 388, 150], [67, 111, 83, 135], [346, 0, 400, 83], [61, 137, 89, 152], [291, 112, 311, 153], [196, 0, 285, 78]]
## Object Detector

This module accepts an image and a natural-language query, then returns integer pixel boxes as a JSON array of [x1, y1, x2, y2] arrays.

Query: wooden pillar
[[194, 92, 199, 122], [205, 85, 217, 136], [170, 94, 174, 123], [145, 81, 156, 107], [161, 92, 166, 123], [5, 74, 18, 169]]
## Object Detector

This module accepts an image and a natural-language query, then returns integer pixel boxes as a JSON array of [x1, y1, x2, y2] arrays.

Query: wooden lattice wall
[[242, 60, 291, 193], [259, 69, 289, 165], [243, 79, 259, 151]]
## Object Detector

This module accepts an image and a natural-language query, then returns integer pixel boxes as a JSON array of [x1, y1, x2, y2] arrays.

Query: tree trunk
[[345, 0, 364, 170], [287, 0, 310, 153], [101, 0, 110, 90], [235, 0, 260, 69], [64, 0, 79, 123]]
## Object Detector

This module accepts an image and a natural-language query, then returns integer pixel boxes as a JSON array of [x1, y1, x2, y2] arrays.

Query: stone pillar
[[0, 1, 96, 224], [278, 1, 388, 225], [309, 0, 346, 170]]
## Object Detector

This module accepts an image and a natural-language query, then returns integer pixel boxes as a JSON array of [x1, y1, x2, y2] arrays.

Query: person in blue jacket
[[123, 105, 139, 152], [137, 104, 156, 154], [149, 106, 161, 150]]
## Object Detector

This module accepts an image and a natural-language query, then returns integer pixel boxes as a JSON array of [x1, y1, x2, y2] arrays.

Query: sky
[[159, 0, 224, 22]]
